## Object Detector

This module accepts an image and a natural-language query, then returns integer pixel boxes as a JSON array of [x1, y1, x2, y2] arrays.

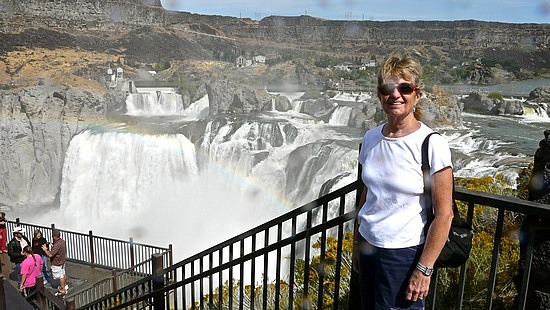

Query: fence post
[[66, 297, 76, 310], [112, 269, 119, 292], [129, 237, 135, 269], [0, 274, 6, 310], [89, 230, 95, 268], [16, 218, 20, 226], [168, 244, 177, 307], [152, 253, 165, 309], [34, 275, 45, 309], [168, 244, 173, 268]]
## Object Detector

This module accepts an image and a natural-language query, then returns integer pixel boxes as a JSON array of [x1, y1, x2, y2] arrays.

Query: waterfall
[[182, 95, 209, 119], [328, 106, 353, 126], [522, 102, 549, 120], [126, 91, 185, 116], [56, 128, 292, 260], [23, 91, 547, 264], [60, 130, 199, 217]]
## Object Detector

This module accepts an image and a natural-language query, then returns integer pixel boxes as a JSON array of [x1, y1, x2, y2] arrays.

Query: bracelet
[[416, 262, 434, 276]]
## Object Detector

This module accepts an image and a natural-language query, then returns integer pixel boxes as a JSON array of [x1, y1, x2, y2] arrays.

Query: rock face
[[529, 86, 550, 103], [1, 0, 549, 78], [513, 130, 550, 309], [0, 86, 124, 210], [460, 91, 524, 116], [205, 79, 291, 115]]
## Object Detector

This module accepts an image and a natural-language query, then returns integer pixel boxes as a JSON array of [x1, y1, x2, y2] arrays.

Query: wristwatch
[[416, 262, 434, 276]]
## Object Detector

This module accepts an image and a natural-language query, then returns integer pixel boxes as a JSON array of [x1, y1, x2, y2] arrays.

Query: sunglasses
[[379, 82, 418, 96]]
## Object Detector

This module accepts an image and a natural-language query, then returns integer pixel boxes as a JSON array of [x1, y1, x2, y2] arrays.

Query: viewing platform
[[0, 221, 172, 309], [1, 254, 112, 309], [1, 177, 550, 309]]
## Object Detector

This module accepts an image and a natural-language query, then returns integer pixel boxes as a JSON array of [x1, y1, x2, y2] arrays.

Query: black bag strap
[[421, 132, 460, 225]]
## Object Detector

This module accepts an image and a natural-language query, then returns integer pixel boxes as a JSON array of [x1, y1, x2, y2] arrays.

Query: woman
[[19, 245, 43, 297], [352, 54, 454, 309], [32, 229, 52, 284]]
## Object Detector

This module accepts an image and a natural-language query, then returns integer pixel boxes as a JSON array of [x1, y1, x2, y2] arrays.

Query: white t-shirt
[[357, 122, 452, 249]]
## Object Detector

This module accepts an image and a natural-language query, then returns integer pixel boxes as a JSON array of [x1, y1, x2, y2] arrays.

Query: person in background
[[7, 226, 31, 286], [32, 229, 52, 284], [352, 54, 454, 309], [19, 245, 43, 297], [0, 212, 7, 253], [42, 229, 68, 296]]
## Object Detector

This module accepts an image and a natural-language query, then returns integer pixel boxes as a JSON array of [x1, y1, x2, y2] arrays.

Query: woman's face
[[378, 76, 420, 119], [35, 232, 42, 239]]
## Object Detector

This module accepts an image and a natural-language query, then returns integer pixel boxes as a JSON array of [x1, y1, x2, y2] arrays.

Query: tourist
[[7, 226, 31, 286], [42, 229, 68, 295], [352, 54, 454, 309], [0, 212, 6, 253], [32, 229, 52, 284], [19, 245, 43, 297]]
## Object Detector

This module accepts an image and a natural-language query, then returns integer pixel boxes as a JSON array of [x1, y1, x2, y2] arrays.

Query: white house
[[253, 55, 266, 63], [236, 56, 246, 68]]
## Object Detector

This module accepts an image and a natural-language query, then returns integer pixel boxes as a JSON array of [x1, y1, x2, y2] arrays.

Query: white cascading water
[[54, 127, 292, 260], [126, 91, 185, 116], [27, 90, 549, 263], [328, 106, 353, 126], [181, 95, 209, 119]]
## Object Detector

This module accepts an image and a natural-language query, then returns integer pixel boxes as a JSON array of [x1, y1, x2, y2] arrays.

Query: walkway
[[1, 252, 113, 308]]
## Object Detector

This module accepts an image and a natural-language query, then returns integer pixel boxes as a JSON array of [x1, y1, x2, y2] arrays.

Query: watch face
[[424, 267, 434, 276]]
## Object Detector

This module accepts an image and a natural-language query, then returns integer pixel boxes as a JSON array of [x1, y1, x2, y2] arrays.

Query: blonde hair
[[378, 54, 424, 120]]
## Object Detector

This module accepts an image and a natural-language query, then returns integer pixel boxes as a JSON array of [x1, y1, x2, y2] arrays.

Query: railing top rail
[[6, 220, 169, 251], [455, 187, 550, 216]]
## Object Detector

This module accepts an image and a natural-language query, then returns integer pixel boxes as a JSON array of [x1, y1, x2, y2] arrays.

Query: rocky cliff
[[1, 0, 549, 77], [0, 0, 545, 212], [0, 86, 124, 211]]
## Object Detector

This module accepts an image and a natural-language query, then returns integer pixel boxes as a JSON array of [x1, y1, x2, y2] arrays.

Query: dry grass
[[1, 47, 119, 92]]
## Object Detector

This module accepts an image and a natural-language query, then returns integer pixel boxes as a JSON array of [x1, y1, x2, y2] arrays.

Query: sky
[[160, 0, 550, 24]]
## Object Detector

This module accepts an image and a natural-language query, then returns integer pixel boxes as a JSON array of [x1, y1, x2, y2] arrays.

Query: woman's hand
[[406, 269, 431, 302]]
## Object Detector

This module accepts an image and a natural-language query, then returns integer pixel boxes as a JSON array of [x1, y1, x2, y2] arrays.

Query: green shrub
[[488, 92, 504, 101]]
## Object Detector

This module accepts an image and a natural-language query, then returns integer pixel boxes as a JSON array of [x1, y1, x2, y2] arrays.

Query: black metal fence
[[7, 219, 172, 273], [76, 176, 550, 310], [5, 219, 173, 308], [15, 176, 550, 310]]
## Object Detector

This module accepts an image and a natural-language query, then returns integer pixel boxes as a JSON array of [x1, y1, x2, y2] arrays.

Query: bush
[[488, 92, 504, 101]]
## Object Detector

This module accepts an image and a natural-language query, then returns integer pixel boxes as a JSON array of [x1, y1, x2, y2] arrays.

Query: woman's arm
[[406, 166, 454, 301], [419, 166, 454, 266], [20, 273, 28, 291]]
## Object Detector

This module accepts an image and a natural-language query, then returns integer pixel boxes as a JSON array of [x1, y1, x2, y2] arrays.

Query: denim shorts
[[358, 239, 425, 310]]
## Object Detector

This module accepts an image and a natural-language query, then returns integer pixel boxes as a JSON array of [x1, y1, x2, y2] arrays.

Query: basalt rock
[[0, 86, 123, 210], [205, 79, 291, 115], [528, 86, 550, 103], [460, 91, 524, 116]]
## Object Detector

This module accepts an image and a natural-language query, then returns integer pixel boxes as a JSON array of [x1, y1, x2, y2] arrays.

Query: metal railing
[[5, 220, 173, 308], [77, 176, 550, 310], [7, 219, 172, 273]]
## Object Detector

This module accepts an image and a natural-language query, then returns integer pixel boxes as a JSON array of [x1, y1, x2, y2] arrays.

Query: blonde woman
[[352, 54, 454, 309]]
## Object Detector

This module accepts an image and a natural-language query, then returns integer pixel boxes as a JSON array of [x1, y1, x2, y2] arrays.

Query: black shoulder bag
[[422, 132, 473, 268]]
